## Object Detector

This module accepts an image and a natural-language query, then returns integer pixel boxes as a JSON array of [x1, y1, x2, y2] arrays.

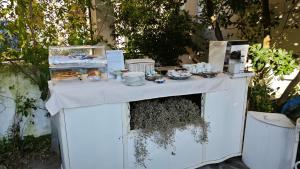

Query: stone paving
[[198, 157, 250, 169], [20, 155, 249, 169]]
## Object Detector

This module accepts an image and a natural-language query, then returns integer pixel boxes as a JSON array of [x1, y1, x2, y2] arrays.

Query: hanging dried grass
[[131, 97, 209, 168]]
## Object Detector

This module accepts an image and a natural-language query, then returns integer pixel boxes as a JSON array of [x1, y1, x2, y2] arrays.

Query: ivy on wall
[[0, 67, 53, 168], [0, 2, 103, 161]]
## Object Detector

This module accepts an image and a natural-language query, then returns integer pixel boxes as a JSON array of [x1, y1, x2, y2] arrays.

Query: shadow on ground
[[6, 154, 248, 169], [198, 157, 250, 169]]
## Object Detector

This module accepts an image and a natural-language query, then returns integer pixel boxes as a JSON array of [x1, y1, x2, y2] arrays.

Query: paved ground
[[15, 155, 249, 169], [198, 157, 250, 169]]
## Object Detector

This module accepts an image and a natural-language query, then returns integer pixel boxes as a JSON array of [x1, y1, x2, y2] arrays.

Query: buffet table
[[47, 74, 250, 169]]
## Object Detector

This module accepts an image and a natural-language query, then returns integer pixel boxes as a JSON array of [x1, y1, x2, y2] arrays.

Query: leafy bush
[[113, 0, 203, 66], [248, 75, 276, 112], [248, 44, 297, 112], [0, 1, 103, 100], [249, 44, 296, 76]]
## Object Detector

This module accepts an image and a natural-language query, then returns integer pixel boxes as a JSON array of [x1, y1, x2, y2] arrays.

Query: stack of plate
[[123, 72, 145, 86], [167, 70, 192, 80]]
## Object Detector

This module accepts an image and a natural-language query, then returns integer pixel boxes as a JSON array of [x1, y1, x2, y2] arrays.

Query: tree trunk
[[262, 0, 271, 37], [205, 0, 224, 40], [277, 71, 300, 106], [260, 0, 298, 107]]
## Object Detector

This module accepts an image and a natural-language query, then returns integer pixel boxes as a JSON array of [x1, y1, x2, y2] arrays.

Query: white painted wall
[[0, 70, 51, 138], [270, 69, 300, 98]]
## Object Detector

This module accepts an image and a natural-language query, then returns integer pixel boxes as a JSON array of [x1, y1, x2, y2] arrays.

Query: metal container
[[243, 111, 300, 169]]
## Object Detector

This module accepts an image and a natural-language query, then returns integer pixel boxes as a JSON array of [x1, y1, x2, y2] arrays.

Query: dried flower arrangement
[[130, 97, 209, 168]]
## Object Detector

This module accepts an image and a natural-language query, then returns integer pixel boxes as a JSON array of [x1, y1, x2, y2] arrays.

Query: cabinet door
[[126, 132, 171, 169], [169, 127, 203, 169], [126, 128, 203, 169], [203, 78, 248, 162], [64, 104, 124, 169]]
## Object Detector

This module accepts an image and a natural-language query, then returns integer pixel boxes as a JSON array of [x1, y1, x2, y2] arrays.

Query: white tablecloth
[[46, 74, 230, 115]]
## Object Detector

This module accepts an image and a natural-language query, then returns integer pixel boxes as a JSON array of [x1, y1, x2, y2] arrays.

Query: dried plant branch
[[131, 97, 209, 168]]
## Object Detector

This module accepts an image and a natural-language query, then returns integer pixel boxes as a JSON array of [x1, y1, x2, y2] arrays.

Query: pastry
[[87, 69, 101, 77], [52, 71, 80, 80]]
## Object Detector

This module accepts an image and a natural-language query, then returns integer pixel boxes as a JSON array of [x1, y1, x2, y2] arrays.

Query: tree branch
[[7, 60, 39, 85], [277, 70, 300, 106], [262, 0, 271, 36], [28, 0, 37, 47], [205, 0, 224, 40], [278, 0, 300, 36]]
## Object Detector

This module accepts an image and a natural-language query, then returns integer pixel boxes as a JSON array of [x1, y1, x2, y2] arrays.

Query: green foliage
[[248, 74, 275, 112], [15, 95, 37, 118], [198, 0, 262, 41], [232, 0, 278, 42], [0, 135, 52, 169], [0, 0, 104, 100], [197, 0, 299, 43], [249, 44, 296, 76], [9, 85, 38, 137], [130, 97, 209, 168], [0, 3, 104, 164], [248, 44, 296, 112], [113, 0, 203, 66], [0, 73, 48, 169]]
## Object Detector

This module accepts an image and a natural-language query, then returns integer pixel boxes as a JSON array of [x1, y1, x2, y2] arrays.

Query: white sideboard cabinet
[[51, 77, 249, 169]]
